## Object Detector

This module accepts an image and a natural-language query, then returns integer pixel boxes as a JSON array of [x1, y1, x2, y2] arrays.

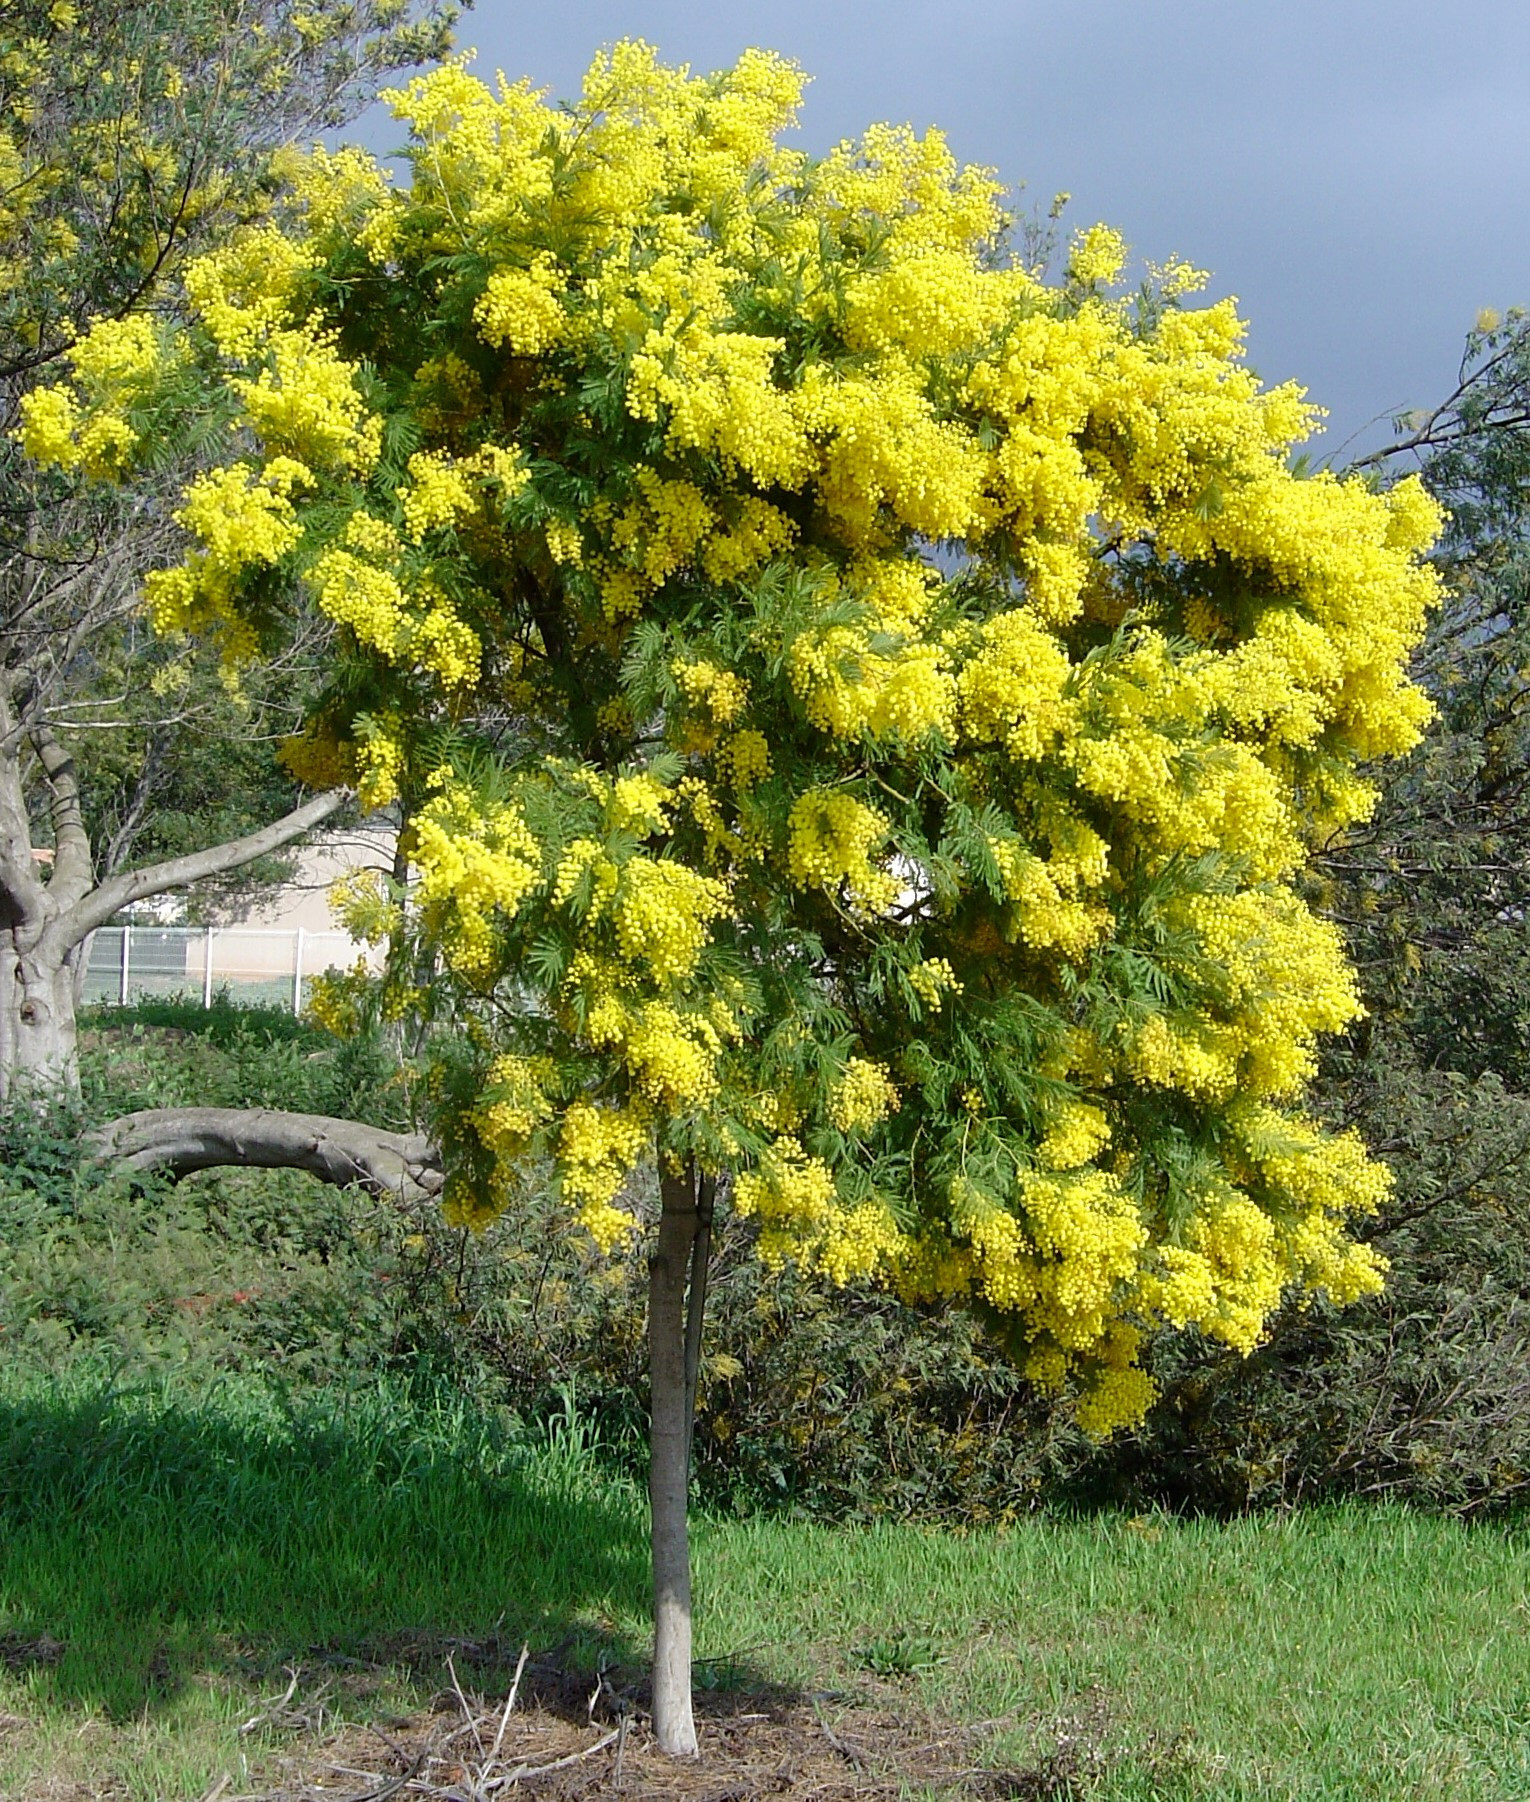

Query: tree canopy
[[23, 39, 1444, 1435]]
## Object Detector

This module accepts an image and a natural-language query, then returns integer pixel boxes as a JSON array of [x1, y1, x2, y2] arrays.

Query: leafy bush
[[0, 1012, 414, 1387], [79, 996, 412, 1126], [1072, 1060, 1530, 1517], [376, 1166, 1088, 1522], [12, 1003, 1529, 1521]]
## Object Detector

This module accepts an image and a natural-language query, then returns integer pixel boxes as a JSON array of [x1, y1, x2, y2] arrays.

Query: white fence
[[83, 924, 364, 1015]]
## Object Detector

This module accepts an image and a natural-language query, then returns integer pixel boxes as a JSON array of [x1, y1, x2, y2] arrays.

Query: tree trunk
[[649, 1167, 701, 1757], [0, 780, 344, 1100], [684, 1175, 715, 1468], [0, 929, 80, 1097]]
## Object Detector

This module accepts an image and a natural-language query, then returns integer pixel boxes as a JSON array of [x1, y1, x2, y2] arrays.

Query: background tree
[[0, 0, 460, 1092], [27, 44, 1441, 1752]]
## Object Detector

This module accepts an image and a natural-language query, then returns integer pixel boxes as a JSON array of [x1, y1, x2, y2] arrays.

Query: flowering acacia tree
[[24, 43, 1442, 1751]]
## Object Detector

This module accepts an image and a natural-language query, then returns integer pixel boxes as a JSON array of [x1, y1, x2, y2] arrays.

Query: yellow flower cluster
[[349, 721, 402, 810], [676, 659, 749, 726], [412, 782, 542, 980], [475, 254, 568, 355], [303, 959, 373, 1039], [307, 512, 482, 691], [18, 315, 170, 474], [550, 838, 614, 910], [183, 226, 314, 357], [813, 1201, 908, 1286], [787, 790, 899, 912], [606, 470, 716, 596], [290, 144, 398, 260], [789, 623, 955, 743], [545, 519, 583, 565], [1067, 223, 1128, 288], [909, 957, 962, 1009], [140, 460, 309, 654], [400, 449, 477, 541], [957, 611, 1077, 760], [990, 839, 1113, 959], [474, 1053, 556, 1156], [1180, 889, 1362, 1097], [1022, 1169, 1149, 1346], [828, 1058, 899, 1134], [134, 462, 309, 674], [443, 1170, 513, 1232], [15, 388, 85, 468], [1073, 1329, 1157, 1439], [558, 1100, 652, 1249], [607, 770, 672, 835], [734, 1136, 837, 1256], [233, 327, 382, 473], [309, 538, 408, 658], [632, 1003, 739, 1106], [1037, 1100, 1111, 1170], [612, 858, 730, 984]]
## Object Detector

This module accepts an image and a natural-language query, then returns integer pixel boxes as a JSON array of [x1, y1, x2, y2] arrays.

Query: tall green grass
[[0, 1368, 647, 1717], [697, 1508, 1530, 1799], [1, 1368, 1526, 1799]]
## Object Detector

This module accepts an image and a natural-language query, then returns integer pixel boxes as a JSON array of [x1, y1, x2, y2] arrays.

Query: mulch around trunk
[[211, 1655, 1075, 1801]]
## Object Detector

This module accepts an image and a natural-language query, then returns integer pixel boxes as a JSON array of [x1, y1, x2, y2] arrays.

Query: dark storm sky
[[380, 0, 1530, 461]]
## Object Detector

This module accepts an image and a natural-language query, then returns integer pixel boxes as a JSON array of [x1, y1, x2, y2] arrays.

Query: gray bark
[[90, 1106, 443, 1202], [0, 735, 344, 1099], [649, 1168, 701, 1757], [0, 679, 85, 1094], [683, 1174, 715, 1468], [0, 934, 81, 1095]]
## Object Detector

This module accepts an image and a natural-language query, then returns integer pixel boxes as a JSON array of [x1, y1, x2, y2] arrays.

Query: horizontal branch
[[58, 787, 348, 946], [90, 1107, 444, 1203]]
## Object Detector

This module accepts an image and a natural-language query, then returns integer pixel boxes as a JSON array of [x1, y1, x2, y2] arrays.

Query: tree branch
[[90, 1107, 443, 1203], [57, 787, 348, 946], [28, 718, 94, 905], [0, 677, 44, 933]]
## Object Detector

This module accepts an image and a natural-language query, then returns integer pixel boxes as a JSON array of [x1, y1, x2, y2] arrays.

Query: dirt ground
[[224, 1658, 1068, 1802], [4, 1642, 1111, 1801]]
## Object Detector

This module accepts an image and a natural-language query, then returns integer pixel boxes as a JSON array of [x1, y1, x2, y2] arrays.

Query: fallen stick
[[238, 1666, 302, 1737], [480, 1728, 620, 1792], [811, 1701, 870, 1771], [445, 1655, 484, 1760], [485, 1644, 530, 1768]]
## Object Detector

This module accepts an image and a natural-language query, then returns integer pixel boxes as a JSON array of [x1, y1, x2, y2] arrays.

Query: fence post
[[203, 925, 215, 1008], [119, 923, 130, 1007], [293, 926, 305, 1017]]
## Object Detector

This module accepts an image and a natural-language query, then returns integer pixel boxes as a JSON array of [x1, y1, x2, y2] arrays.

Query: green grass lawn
[[0, 1367, 1525, 1800]]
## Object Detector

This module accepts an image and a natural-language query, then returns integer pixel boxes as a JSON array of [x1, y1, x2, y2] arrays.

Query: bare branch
[[28, 718, 94, 905], [58, 786, 347, 945], [90, 1107, 444, 1203]]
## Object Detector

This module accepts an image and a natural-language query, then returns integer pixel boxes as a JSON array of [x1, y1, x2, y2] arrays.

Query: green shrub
[[78, 996, 411, 1126], [12, 1007, 1529, 1522], [373, 1164, 1087, 1521], [0, 1047, 411, 1388], [1072, 1060, 1530, 1518]]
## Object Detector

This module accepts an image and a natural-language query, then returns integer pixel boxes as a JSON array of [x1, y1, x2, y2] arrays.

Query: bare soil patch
[[205, 1654, 1055, 1802]]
